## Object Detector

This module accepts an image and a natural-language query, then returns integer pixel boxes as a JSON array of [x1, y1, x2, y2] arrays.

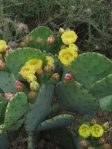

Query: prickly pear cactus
[[28, 26, 61, 53], [56, 52, 112, 114], [99, 95, 112, 112], [4, 92, 29, 129], [56, 81, 98, 114], [38, 114, 74, 131], [69, 53, 112, 89], [0, 71, 16, 93], [0, 101, 7, 121], [26, 84, 54, 132], [0, 133, 9, 149], [5, 47, 46, 78], [90, 74, 112, 99]]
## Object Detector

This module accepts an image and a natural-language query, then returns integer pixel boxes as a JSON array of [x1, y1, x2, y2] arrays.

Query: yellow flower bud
[[26, 74, 37, 82], [30, 81, 39, 91], [0, 40, 8, 52], [59, 28, 65, 34]]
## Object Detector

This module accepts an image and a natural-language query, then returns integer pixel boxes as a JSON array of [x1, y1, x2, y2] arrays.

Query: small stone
[[99, 137, 106, 144], [103, 143, 111, 149], [79, 140, 89, 148]]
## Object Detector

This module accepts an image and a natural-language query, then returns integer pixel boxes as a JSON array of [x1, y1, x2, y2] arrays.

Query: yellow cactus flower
[[58, 47, 78, 66], [61, 31, 78, 45], [25, 59, 43, 71], [79, 124, 91, 138], [30, 81, 39, 91], [91, 124, 104, 138], [26, 74, 37, 82], [46, 56, 54, 66], [69, 44, 78, 51], [19, 65, 35, 79], [0, 40, 8, 52], [59, 28, 65, 34]]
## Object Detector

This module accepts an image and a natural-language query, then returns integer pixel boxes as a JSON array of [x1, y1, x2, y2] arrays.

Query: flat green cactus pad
[[26, 84, 54, 132], [0, 133, 9, 149], [56, 81, 98, 114], [69, 53, 112, 88], [5, 47, 46, 78], [0, 71, 16, 93], [90, 74, 112, 99], [99, 95, 112, 112], [38, 114, 74, 131], [28, 26, 61, 53], [4, 92, 29, 129]]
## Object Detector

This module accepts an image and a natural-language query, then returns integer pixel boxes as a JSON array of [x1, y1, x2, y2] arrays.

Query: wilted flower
[[51, 73, 60, 81], [28, 90, 37, 99], [30, 81, 39, 91], [36, 68, 43, 75]]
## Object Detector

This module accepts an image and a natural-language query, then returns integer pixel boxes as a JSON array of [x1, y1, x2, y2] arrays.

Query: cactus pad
[[5, 47, 46, 78], [90, 74, 112, 99], [69, 53, 112, 88], [26, 84, 54, 132], [0, 133, 9, 149], [38, 114, 74, 131], [4, 92, 29, 129], [56, 81, 98, 114], [99, 95, 112, 112], [0, 71, 16, 93], [28, 26, 61, 53]]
